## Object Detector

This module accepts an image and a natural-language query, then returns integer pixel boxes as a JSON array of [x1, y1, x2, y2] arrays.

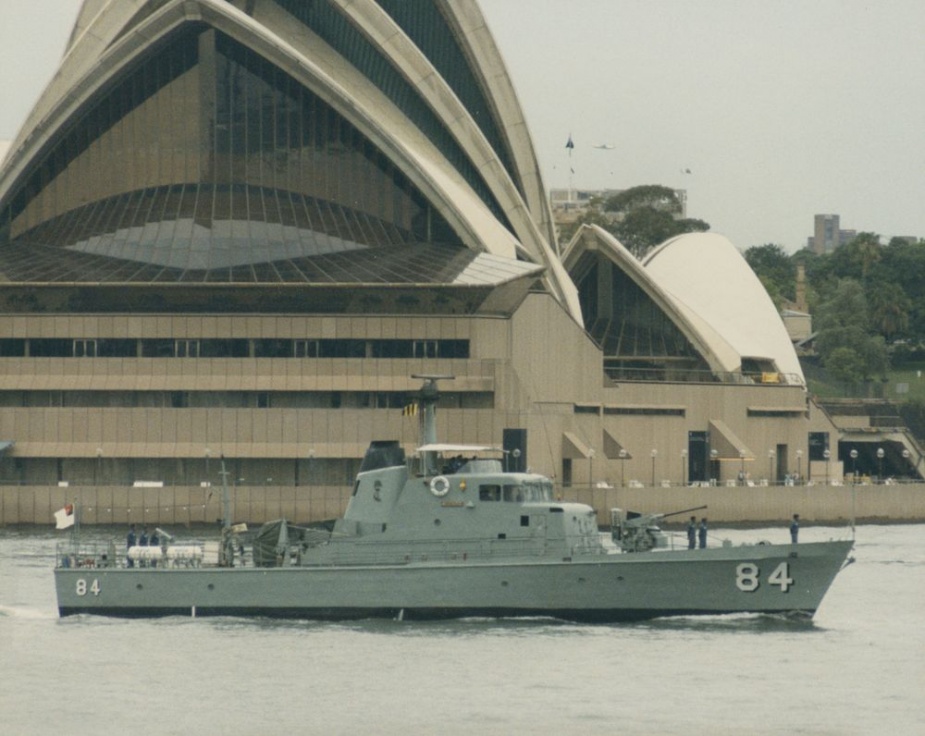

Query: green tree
[[829, 232, 882, 282], [852, 232, 883, 281], [556, 208, 612, 246], [791, 234, 925, 349], [744, 244, 796, 305], [601, 184, 709, 257], [878, 238, 925, 342], [868, 280, 911, 339], [814, 279, 869, 352], [825, 346, 865, 388], [604, 185, 683, 215], [613, 209, 709, 257], [814, 279, 890, 388]]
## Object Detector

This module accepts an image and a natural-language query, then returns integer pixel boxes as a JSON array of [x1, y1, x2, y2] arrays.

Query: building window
[[175, 340, 199, 358], [295, 340, 320, 358], [808, 432, 829, 461], [254, 339, 292, 358], [414, 340, 438, 358], [605, 407, 685, 416], [0, 340, 26, 357], [74, 340, 97, 358], [28, 339, 71, 357]]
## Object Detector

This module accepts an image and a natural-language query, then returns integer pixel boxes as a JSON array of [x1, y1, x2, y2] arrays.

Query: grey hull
[[55, 540, 853, 622]]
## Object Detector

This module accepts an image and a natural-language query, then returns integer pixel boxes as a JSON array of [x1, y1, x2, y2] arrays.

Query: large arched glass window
[[576, 253, 712, 381], [2, 26, 462, 273]]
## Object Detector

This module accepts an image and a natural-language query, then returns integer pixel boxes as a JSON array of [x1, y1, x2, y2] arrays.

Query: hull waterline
[[55, 540, 853, 623]]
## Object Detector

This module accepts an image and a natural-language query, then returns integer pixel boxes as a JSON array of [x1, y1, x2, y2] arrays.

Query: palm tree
[[851, 232, 882, 281], [868, 282, 911, 339]]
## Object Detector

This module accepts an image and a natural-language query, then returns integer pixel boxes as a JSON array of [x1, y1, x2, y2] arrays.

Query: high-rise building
[[809, 214, 856, 253]]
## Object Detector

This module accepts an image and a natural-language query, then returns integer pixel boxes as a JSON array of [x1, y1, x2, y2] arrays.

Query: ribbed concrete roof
[[644, 232, 804, 382], [0, 0, 581, 320]]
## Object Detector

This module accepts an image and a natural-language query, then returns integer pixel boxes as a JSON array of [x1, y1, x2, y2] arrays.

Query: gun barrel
[[661, 504, 708, 520]]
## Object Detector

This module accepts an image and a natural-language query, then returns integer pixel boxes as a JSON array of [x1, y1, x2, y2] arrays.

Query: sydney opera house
[[0, 0, 847, 523]]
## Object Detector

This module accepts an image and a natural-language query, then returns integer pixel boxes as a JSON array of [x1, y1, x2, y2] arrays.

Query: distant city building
[[808, 214, 856, 254]]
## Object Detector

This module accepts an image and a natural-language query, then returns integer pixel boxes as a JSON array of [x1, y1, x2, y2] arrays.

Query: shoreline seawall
[[3, 482, 924, 527]]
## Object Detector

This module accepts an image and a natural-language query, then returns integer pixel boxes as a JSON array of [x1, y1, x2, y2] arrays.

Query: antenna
[[412, 374, 454, 475]]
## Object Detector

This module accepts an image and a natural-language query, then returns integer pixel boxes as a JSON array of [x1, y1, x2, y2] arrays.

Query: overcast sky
[[2, 0, 923, 252]]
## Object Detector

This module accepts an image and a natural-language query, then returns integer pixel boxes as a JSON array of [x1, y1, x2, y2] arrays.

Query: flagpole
[[565, 133, 575, 205], [72, 495, 79, 545]]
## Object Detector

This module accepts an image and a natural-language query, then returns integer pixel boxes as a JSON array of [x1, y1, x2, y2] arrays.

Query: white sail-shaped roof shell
[[644, 233, 805, 383], [0, 0, 580, 319]]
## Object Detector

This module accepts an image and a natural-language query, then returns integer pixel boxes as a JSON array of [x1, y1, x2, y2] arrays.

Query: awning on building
[[708, 419, 753, 459], [562, 432, 592, 460], [603, 430, 632, 459]]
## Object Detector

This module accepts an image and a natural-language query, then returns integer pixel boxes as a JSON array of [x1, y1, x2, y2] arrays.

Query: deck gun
[[611, 505, 708, 553]]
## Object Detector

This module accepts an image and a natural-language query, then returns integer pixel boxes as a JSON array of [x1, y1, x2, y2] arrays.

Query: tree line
[[557, 185, 709, 258], [744, 235, 925, 388]]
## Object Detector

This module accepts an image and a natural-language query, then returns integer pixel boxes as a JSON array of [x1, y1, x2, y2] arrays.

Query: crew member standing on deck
[[126, 524, 137, 567], [687, 516, 697, 549], [149, 528, 160, 568], [698, 518, 708, 549], [790, 514, 800, 543]]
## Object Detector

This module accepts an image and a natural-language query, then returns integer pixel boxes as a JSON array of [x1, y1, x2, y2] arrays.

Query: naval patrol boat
[[55, 376, 854, 621]]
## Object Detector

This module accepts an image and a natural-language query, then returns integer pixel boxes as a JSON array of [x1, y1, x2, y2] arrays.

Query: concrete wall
[[4, 482, 923, 527]]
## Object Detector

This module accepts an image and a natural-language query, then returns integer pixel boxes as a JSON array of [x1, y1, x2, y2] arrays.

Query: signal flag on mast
[[54, 504, 75, 529]]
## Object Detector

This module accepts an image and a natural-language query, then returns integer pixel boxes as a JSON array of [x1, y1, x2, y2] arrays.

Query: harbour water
[[1, 523, 923, 736]]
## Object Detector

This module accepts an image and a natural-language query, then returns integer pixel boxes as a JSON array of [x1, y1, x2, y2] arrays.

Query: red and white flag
[[54, 504, 75, 530]]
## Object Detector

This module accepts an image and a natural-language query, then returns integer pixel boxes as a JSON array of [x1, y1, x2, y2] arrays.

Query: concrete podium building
[[0, 0, 863, 524]]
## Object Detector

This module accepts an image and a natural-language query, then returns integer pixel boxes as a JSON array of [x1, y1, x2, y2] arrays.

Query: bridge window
[[479, 484, 500, 501], [503, 484, 524, 502]]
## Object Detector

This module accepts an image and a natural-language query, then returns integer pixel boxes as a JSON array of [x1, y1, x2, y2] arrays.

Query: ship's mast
[[412, 374, 453, 475], [218, 455, 233, 565]]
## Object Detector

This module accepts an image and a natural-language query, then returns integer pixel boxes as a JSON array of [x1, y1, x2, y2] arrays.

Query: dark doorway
[[688, 431, 709, 482]]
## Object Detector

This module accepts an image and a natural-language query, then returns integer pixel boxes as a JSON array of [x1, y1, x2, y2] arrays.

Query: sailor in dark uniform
[[126, 524, 137, 567], [687, 516, 697, 549], [790, 514, 800, 543], [698, 518, 708, 549], [149, 529, 160, 568]]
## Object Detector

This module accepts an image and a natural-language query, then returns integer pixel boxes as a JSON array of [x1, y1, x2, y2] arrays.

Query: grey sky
[[2, 0, 923, 252]]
